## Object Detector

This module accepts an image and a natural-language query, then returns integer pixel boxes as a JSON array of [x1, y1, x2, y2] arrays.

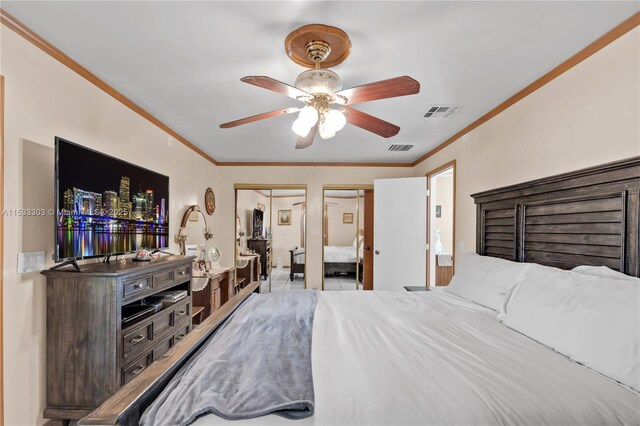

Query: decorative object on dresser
[[248, 238, 271, 279], [41, 255, 194, 424], [204, 187, 216, 215], [175, 205, 213, 257]]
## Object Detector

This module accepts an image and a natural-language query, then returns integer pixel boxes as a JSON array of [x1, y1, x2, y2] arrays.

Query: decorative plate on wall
[[205, 187, 216, 215]]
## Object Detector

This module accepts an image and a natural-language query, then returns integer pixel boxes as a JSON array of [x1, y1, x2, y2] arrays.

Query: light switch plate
[[17, 251, 46, 273]]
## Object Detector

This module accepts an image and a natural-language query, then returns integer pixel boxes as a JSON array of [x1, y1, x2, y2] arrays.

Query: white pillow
[[572, 265, 637, 281], [444, 253, 531, 311], [503, 263, 640, 391]]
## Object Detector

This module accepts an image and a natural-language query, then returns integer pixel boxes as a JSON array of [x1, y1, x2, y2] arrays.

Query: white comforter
[[294, 246, 358, 264], [194, 290, 640, 425]]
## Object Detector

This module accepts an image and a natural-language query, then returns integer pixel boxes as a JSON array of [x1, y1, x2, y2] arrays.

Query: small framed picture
[[278, 209, 292, 225], [257, 202, 265, 211], [343, 212, 354, 224], [435, 205, 442, 218]]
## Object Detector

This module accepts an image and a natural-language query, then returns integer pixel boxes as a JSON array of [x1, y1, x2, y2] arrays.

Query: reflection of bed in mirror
[[289, 246, 363, 281]]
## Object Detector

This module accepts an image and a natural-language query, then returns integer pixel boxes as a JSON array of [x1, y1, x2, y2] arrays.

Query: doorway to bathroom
[[426, 161, 456, 286]]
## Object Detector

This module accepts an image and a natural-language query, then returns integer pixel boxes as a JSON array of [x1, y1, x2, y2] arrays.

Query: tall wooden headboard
[[471, 156, 640, 277]]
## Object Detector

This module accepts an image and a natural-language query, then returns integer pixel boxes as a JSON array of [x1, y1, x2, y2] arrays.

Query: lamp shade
[[318, 121, 336, 139], [325, 109, 347, 132], [292, 118, 311, 137], [298, 106, 319, 127]]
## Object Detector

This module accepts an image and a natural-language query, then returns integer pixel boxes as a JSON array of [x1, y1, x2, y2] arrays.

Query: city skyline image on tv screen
[[56, 138, 170, 261]]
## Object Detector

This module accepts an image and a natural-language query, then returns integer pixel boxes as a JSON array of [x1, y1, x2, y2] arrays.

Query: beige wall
[[414, 27, 640, 258], [271, 196, 305, 267], [325, 195, 360, 247], [1, 27, 219, 425]]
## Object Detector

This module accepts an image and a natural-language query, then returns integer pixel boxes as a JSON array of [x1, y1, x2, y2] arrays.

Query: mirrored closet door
[[235, 185, 307, 292], [322, 187, 373, 291]]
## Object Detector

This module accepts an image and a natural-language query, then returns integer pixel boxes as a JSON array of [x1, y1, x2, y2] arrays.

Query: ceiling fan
[[220, 24, 420, 149]]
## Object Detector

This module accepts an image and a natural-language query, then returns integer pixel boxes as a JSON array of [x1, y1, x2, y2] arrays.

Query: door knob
[[375, 250, 380, 255]]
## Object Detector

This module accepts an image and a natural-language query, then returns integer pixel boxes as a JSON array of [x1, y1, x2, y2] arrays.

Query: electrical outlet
[[17, 251, 46, 273]]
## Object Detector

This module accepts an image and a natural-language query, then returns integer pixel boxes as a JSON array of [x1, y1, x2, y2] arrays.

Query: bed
[[289, 245, 363, 281], [80, 156, 640, 426]]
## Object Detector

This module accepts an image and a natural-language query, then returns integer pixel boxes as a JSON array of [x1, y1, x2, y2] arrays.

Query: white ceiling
[[3, 1, 637, 163]]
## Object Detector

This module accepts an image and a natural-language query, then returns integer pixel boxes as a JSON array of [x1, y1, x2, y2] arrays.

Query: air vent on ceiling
[[424, 105, 460, 119], [388, 144, 414, 152]]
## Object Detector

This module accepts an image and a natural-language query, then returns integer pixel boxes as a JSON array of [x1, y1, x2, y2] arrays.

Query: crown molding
[[218, 161, 412, 167], [411, 11, 640, 167]]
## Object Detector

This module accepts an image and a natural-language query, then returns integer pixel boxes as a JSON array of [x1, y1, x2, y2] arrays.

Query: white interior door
[[374, 177, 427, 291]]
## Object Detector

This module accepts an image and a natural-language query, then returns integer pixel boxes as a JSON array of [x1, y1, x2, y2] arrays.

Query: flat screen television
[[55, 137, 170, 262]]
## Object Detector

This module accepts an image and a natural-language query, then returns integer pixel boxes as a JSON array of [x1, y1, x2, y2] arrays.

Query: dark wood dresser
[[248, 238, 271, 278], [41, 255, 194, 423]]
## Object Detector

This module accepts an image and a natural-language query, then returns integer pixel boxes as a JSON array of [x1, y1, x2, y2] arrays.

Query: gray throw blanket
[[140, 290, 319, 426]]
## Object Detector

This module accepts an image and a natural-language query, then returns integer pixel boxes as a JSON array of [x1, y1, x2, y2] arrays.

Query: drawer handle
[[134, 282, 145, 289], [176, 310, 187, 317], [130, 335, 145, 344], [132, 365, 145, 376], [176, 334, 185, 341]]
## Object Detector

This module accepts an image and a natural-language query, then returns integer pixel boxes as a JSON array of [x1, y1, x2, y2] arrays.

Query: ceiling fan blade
[[333, 76, 420, 106], [295, 125, 317, 149], [220, 107, 299, 129], [241, 76, 312, 101], [344, 107, 400, 138]]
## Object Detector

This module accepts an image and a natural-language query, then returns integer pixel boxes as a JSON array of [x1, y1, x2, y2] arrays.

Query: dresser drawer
[[152, 298, 190, 339], [152, 333, 174, 361], [173, 321, 191, 344], [209, 276, 220, 290], [122, 351, 152, 385], [152, 308, 174, 338], [122, 322, 151, 358], [122, 275, 151, 300], [174, 300, 190, 323], [152, 268, 174, 288], [174, 264, 191, 282]]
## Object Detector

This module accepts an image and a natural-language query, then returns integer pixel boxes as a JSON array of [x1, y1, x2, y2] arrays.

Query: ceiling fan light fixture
[[294, 69, 343, 95], [298, 105, 319, 127], [318, 121, 336, 140], [292, 118, 311, 137], [325, 109, 347, 132]]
